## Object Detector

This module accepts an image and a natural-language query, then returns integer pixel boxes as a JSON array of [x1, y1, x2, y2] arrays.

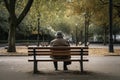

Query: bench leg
[[34, 61, 38, 73], [80, 61, 83, 73], [53, 61, 58, 70]]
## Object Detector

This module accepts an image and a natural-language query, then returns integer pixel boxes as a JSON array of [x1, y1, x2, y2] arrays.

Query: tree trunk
[[113, 34, 116, 42], [7, 18, 16, 52], [3, 0, 34, 52], [103, 28, 107, 45]]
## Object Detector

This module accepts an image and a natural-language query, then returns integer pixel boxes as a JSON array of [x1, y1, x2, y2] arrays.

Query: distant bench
[[28, 46, 89, 73]]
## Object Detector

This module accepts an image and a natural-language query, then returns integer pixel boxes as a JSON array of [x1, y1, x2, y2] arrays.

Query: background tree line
[[0, 0, 120, 52]]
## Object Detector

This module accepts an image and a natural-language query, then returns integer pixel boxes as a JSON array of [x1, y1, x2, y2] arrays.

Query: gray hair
[[55, 31, 64, 38]]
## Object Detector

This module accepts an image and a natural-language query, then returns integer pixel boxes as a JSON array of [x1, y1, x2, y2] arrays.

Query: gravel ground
[[0, 56, 120, 80]]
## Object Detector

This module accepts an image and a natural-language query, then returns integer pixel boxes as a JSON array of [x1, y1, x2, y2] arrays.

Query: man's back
[[50, 31, 71, 70], [50, 38, 70, 46]]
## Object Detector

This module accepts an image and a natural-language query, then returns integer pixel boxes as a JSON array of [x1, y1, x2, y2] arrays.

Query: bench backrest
[[28, 46, 88, 56]]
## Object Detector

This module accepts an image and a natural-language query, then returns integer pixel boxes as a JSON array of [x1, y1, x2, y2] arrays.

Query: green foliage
[[17, 0, 120, 38], [52, 22, 71, 34], [0, 4, 8, 32], [0, 0, 120, 42]]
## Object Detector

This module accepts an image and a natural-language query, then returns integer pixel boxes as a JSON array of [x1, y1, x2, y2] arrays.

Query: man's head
[[55, 31, 64, 38]]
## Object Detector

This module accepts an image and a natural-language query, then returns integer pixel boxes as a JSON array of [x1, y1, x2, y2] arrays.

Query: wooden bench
[[28, 46, 89, 73]]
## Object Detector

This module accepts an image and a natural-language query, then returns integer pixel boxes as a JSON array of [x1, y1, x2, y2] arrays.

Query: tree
[[3, 0, 33, 52]]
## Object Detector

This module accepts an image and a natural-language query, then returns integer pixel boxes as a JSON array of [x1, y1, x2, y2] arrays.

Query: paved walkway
[[0, 56, 120, 80]]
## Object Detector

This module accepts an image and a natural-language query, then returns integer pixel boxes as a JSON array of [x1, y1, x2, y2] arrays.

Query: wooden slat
[[28, 46, 88, 49], [28, 53, 88, 56], [28, 59, 89, 62], [28, 50, 88, 52]]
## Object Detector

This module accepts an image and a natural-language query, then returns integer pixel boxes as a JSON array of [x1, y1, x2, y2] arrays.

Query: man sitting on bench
[[50, 31, 71, 71]]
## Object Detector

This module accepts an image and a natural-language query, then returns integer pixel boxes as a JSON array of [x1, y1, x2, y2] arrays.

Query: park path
[[0, 56, 120, 80]]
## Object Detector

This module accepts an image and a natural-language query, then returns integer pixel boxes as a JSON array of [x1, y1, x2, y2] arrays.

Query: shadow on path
[[26, 70, 120, 80]]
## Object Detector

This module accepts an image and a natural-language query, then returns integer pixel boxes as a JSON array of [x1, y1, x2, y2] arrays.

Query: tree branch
[[113, 3, 120, 17], [3, 0, 10, 12], [17, 0, 34, 25], [9, 0, 16, 14], [8, 0, 17, 24], [113, 4, 120, 8], [99, 0, 108, 5]]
